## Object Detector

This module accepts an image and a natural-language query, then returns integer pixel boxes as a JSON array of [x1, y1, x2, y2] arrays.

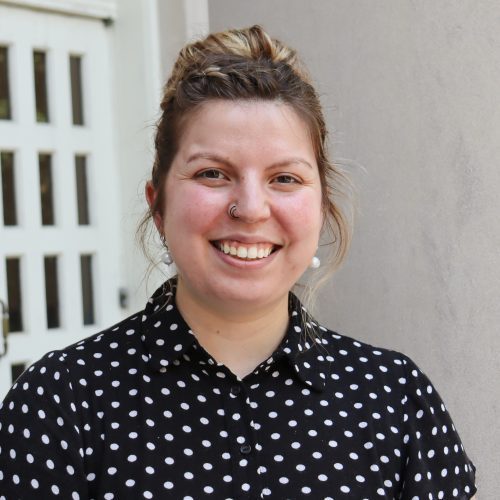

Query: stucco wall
[[209, 1, 500, 496]]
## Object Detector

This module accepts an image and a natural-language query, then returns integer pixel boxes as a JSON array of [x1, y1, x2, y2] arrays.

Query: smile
[[211, 240, 278, 260]]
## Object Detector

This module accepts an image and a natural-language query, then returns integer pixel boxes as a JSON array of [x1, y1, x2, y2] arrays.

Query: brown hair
[[139, 25, 352, 303]]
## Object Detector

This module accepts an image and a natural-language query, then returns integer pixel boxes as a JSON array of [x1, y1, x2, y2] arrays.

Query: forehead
[[176, 100, 316, 163]]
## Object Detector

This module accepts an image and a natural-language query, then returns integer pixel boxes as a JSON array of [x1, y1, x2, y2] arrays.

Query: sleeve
[[398, 355, 477, 499], [0, 351, 88, 499]]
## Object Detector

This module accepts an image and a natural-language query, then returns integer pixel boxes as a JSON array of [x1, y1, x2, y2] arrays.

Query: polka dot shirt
[[0, 280, 476, 499]]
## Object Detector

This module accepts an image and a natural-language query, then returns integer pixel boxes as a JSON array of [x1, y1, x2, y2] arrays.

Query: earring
[[161, 249, 173, 266], [160, 235, 173, 265], [310, 256, 321, 269]]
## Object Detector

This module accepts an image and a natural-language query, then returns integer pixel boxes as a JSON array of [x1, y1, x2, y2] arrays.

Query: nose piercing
[[228, 203, 240, 219]]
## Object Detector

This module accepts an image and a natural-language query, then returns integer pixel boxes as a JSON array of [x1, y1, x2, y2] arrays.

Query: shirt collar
[[140, 279, 330, 392], [140, 280, 196, 373], [281, 294, 330, 392]]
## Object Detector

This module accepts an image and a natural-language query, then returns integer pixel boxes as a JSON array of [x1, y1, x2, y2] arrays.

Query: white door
[[0, 4, 122, 398]]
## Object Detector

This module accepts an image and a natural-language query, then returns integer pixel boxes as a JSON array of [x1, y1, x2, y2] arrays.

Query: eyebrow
[[186, 153, 234, 168], [271, 158, 314, 170], [186, 152, 314, 170]]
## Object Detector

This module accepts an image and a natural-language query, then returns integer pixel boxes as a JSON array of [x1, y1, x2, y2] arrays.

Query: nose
[[232, 176, 271, 223]]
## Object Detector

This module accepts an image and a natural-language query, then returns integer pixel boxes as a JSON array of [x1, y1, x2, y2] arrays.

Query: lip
[[212, 234, 280, 245]]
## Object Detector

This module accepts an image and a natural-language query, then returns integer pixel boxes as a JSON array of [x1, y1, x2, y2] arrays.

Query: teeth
[[247, 247, 258, 259], [216, 240, 275, 260]]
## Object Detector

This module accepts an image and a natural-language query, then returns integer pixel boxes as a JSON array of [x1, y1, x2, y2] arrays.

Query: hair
[[138, 25, 353, 314]]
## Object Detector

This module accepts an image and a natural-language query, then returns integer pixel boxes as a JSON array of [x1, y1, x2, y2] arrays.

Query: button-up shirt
[[0, 280, 476, 498]]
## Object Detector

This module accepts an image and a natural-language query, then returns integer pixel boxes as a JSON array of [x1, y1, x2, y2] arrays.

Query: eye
[[272, 174, 300, 184], [196, 169, 226, 180]]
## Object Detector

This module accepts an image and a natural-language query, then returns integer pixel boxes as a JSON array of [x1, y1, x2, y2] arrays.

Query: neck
[[175, 279, 290, 379]]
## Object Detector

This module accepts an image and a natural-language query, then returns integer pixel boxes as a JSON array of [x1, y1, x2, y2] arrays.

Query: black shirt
[[0, 280, 476, 499]]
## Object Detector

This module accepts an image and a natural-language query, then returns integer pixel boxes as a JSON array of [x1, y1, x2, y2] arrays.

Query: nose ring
[[228, 203, 240, 219]]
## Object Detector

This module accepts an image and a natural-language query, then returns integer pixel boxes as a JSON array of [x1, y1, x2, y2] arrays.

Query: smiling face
[[149, 100, 323, 314]]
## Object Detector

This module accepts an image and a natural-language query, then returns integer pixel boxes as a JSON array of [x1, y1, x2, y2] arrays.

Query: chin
[[209, 281, 287, 308]]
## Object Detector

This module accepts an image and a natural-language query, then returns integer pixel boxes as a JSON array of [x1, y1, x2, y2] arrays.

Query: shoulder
[[55, 311, 145, 361], [3, 311, 146, 406], [317, 326, 417, 381], [315, 327, 448, 411], [35, 310, 146, 377]]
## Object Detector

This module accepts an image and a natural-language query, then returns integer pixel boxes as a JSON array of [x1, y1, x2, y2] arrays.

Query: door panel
[[0, 5, 121, 398]]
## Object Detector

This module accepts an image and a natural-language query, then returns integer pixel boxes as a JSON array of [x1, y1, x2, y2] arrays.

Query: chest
[[80, 365, 405, 498]]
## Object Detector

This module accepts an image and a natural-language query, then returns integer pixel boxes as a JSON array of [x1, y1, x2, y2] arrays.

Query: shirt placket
[[218, 367, 263, 500]]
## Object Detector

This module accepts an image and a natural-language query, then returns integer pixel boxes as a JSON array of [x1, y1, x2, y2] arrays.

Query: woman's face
[[151, 100, 323, 312]]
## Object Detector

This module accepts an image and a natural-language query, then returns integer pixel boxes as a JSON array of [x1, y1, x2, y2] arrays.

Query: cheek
[[279, 192, 323, 239], [164, 184, 227, 236]]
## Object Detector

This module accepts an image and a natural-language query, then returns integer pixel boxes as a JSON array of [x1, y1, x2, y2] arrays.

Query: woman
[[0, 26, 476, 498]]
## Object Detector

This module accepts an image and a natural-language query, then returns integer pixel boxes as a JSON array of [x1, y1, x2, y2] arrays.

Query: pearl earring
[[310, 256, 321, 269], [160, 235, 173, 265], [161, 248, 173, 265]]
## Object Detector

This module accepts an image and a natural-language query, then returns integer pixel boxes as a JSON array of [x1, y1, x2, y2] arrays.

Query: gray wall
[[209, 1, 500, 496]]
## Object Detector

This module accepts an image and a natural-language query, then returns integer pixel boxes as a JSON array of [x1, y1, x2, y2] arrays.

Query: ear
[[145, 181, 163, 232]]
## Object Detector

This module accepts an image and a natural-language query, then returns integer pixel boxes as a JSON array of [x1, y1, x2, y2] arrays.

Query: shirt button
[[230, 385, 241, 395], [240, 444, 252, 454]]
